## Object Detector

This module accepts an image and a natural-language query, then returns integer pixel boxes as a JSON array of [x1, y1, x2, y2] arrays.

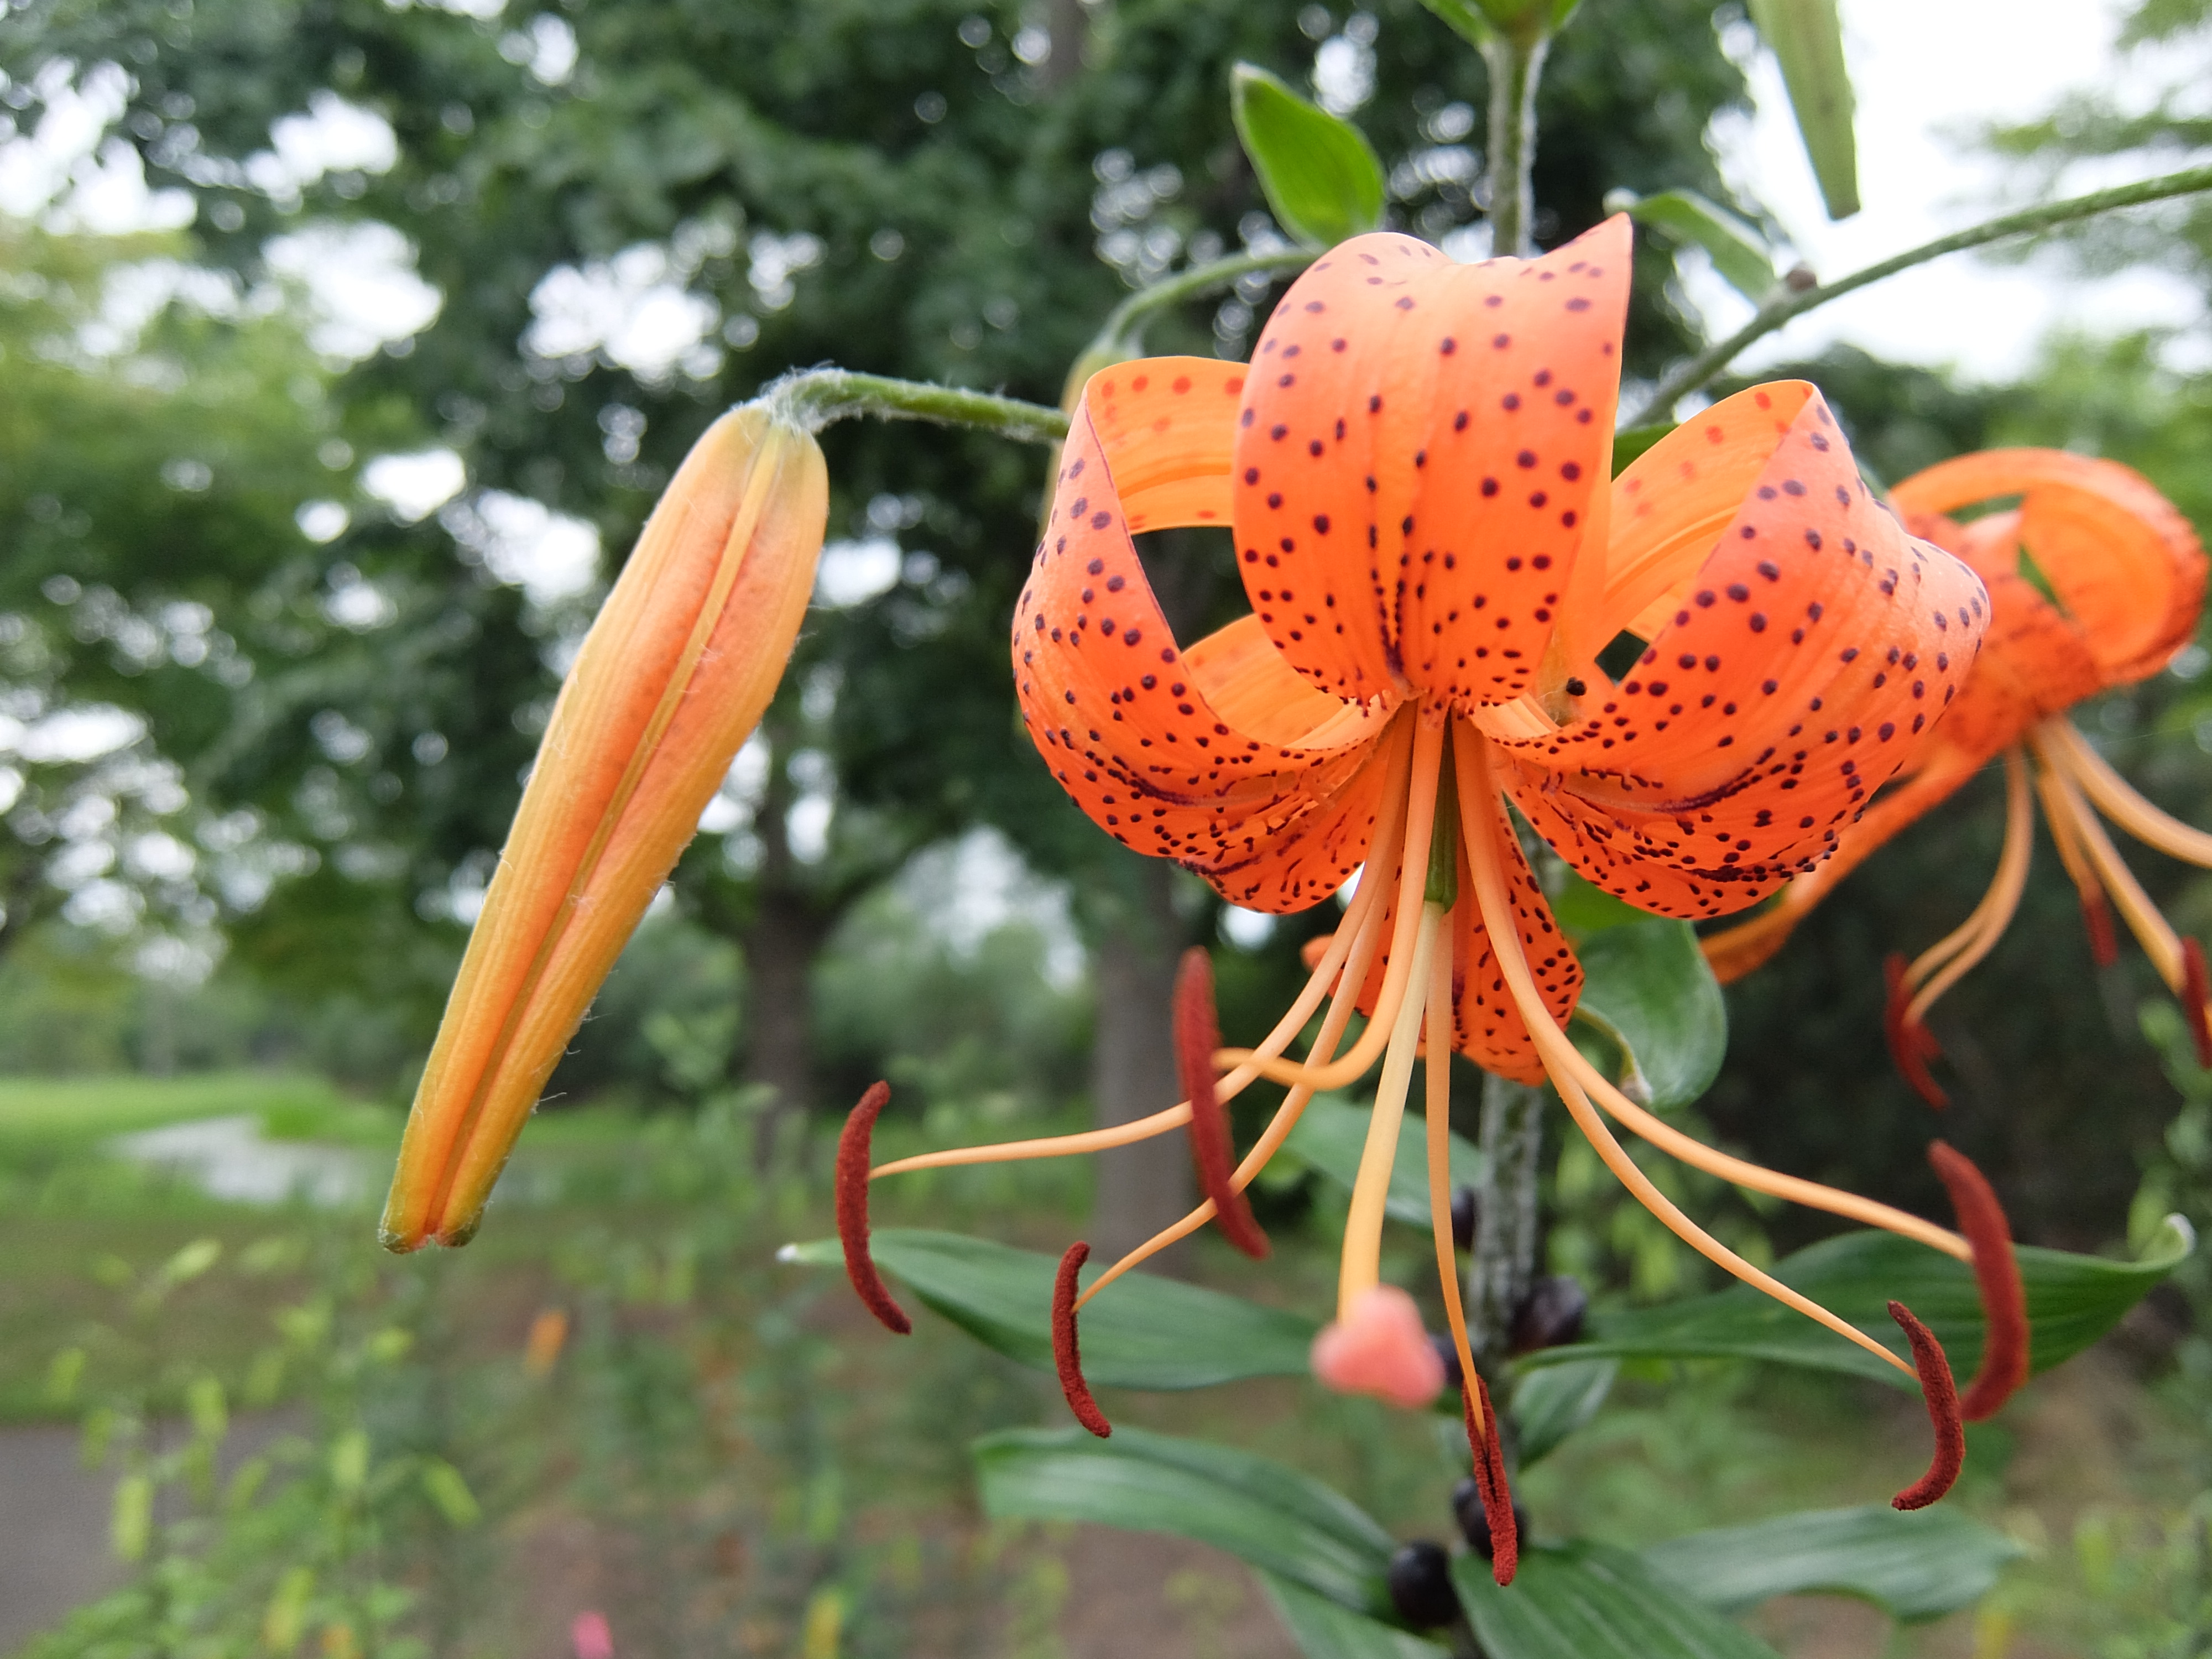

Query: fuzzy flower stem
[[763, 369, 1069, 447]]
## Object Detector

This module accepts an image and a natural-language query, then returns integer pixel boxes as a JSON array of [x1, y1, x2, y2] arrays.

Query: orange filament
[[868, 731, 1409, 1186], [1463, 1374, 1518, 1586], [1074, 861, 1390, 1309], [1218, 712, 1447, 1094], [2042, 717, 2212, 870], [835, 1082, 911, 1335], [2032, 745, 2115, 961], [1425, 936, 1483, 1441], [1456, 720, 1933, 1379], [1887, 1301, 1964, 1510], [1884, 952, 1949, 1110], [1900, 748, 2034, 1029], [1174, 948, 1269, 1258], [1337, 901, 1443, 1319], [1052, 1242, 1111, 1437], [1927, 1141, 2029, 1422]]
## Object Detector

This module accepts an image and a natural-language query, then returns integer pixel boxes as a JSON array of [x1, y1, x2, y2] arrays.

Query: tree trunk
[[1087, 854, 1196, 1271], [734, 725, 831, 1169]]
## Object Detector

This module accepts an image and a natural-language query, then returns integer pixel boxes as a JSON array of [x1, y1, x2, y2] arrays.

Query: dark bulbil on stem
[[1386, 1541, 1461, 1629]]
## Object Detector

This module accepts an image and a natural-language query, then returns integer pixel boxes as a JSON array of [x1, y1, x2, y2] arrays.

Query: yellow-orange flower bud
[[381, 403, 828, 1251]]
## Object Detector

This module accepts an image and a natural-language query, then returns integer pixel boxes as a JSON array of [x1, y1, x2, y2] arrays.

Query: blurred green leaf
[[419, 1458, 483, 1527], [1454, 1542, 1783, 1659], [975, 1426, 1397, 1616], [1572, 921, 1726, 1110], [1230, 64, 1386, 247], [1521, 1217, 2194, 1384], [1284, 1093, 1485, 1227], [1261, 1570, 1451, 1659], [1745, 0, 1860, 218], [1611, 424, 1676, 476], [111, 1473, 152, 1563], [159, 1238, 223, 1290], [186, 1374, 228, 1443], [782, 1229, 1317, 1388], [1642, 1504, 2025, 1622], [1604, 189, 1777, 300], [1510, 1357, 1618, 1465]]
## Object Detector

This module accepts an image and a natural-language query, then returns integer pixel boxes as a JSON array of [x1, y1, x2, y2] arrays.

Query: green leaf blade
[[975, 1426, 1398, 1616], [781, 1229, 1317, 1389], [1642, 1504, 2025, 1623], [1230, 64, 1386, 248], [1571, 920, 1728, 1111], [1746, 0, 1860, 219], [1261, 1571, 1451, 1659], [1520, 1218, 2193, 1384], [1604, 189, 1778, 301], [1453, 1542, 1783, 1659]]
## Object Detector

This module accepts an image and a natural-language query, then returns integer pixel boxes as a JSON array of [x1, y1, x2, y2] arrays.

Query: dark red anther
[[2080, 890, 2120, 969], [2183, 940, 2212, 1069], [1888, 1301, 1964, 1511], [1928, 1141, 2028, 1422], [1052, 1242, 1112, 1437], [1460, 1374, 1517, 1585], [1173, 948, 1269, 1259], [1882, 952, 1948, 1110], [835, 1082, 911, 1335]]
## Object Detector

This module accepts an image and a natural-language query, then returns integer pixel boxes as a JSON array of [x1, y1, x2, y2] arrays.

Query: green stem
[[763, 369, 1068, 447], [1482, 30, 1549, 259], [1095, 246, 1318, 352], [1627, 161, 2212, 427]]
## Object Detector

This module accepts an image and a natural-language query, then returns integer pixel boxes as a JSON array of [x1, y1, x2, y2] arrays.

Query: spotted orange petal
[[1013, 358, 1390, 910], [1493, 383, 1989, 920], [1228, 218, 1631, 711], [1893, 448, 2204, 690]]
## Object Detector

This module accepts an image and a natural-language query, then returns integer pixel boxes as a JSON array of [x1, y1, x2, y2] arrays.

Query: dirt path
[[0, 1423, 124, 1654]]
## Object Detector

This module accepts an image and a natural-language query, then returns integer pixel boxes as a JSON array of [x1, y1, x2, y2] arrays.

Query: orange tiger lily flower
[[838, 219, 2012, 1537], [1700, 449, 2209, 1106], [382, 404, 828, 1250]]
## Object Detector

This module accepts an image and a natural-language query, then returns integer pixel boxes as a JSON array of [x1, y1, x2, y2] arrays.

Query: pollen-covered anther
[[1928, 1141, 2028, 1421], [2184, 938, 2212, 1068], [1888, 1300, 1965, 1510], [1462, 1374, 1518, 1585], [1053, 1241, 1112, 1437], [1311, 1285, 1445, 1408], [836, 1081, 911, 1335], [1882, 952, 1948, 1109], [2081, 890, 2120, 968], [1173, 947, 1270, 1258]]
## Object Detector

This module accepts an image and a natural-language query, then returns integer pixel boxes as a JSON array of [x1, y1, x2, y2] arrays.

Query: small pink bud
[[570, 1611, 613, 1659], [1311, 1285, 1446, 1408]]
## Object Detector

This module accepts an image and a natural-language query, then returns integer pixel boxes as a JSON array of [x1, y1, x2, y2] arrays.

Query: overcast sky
[[1710, 0, 2204, 380]]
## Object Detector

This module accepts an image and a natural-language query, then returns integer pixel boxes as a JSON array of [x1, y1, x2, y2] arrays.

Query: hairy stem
[[1097, 248, 1319, 351], [763, 368, 1068, 447], [1627, 161, 2212, 426], [1468, 1071, 1545, 1363], [1482, 31, 1549, 259]]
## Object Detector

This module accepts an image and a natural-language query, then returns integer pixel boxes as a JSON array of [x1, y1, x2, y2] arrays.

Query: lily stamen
[[836, 1081, 912, 1335], [1174, 949, 1270, 1259], [1887, 1302, 1966, 1510], [1927, 1141, 2029, 1421], [2030, 745, 2122, 967], [1053, 1242, 1112, 1438]]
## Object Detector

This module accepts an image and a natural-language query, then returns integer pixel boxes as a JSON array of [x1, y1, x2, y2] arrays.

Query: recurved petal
[[1492, 384, 1990, 920], [383, 407, 826, 1250], [1229, 218, 1630, 711], [1892, 448, 2205, 688], [1014, 359, 1390, 911]]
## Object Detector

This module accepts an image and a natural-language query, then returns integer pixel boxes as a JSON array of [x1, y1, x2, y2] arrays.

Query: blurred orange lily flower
[[1700, 449, 2209, 1106], [839, 220, 2010, 1539], [382, 404, 828, 1251]]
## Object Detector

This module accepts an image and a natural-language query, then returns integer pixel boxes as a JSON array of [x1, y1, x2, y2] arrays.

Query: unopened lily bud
[[382, 404, 828, 1251]]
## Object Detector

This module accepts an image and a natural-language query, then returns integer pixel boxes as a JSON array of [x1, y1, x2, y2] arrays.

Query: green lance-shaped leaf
[[1261, 1571, 1452, 1659], [1230, 64, 1387, 248], [975, 1426, 1398, 1617], [1611, 424, 1675, 477], [1453, 1543, 1785, 1659], [1642, 1504, 2025, 1623], [1604, 189, 1780, 301], [781, 1229, 1317, 1388], [1510, 1357, 1618, 1466], [1747, 0, 1860, 220], [1569, 920, 1728, 1111], [1519, 1215, 2194, 1384], [1284, 1092, 1485, 1226]]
